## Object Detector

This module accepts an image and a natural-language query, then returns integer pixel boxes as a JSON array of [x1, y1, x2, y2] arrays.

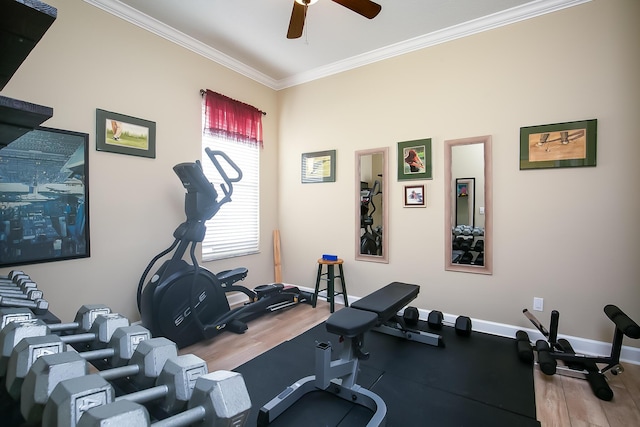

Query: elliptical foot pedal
[[227, 319, 248, 334]]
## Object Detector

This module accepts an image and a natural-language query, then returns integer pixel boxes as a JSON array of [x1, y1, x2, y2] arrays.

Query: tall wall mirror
[[444, 136, 492, 274], [355, 147, 389, 263]]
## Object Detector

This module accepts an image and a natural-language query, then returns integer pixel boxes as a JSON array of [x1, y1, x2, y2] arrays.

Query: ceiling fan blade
[[287, 2, 307, 39], [332, 0, 381, 19]]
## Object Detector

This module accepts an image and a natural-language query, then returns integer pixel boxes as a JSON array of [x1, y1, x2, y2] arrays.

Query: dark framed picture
[[398, 138, 432, 181], [0, 127, 90, 267], [520, 119, 597, 170], [301, 150, 336, 183], [404, 185, 425, 208], [96, 109, 156, 158]]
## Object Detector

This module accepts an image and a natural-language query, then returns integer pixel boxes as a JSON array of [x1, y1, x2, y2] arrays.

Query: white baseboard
[[305, 287, 640, 366]]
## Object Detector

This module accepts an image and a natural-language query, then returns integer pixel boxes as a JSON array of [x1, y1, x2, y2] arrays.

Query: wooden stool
[[313, 258, 349, 313]]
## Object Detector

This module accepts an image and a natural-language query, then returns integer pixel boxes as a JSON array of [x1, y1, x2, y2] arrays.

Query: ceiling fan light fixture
[[288, 0, 380, 39]]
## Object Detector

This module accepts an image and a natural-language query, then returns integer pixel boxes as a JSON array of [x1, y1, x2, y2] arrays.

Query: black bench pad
[[351, 282, 419, 323], [326, 307, 378, 337]]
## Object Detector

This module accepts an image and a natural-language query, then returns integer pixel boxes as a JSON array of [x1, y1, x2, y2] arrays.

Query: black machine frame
[[137, 148, 311, 348], [518, 305, 640, 401]]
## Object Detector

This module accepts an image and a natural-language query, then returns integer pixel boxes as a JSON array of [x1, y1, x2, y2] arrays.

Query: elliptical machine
[[360, 180, 382, 255], [138, 148, 311, 349]]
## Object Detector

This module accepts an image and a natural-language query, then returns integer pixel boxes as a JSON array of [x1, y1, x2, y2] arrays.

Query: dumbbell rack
[[452, 233, 484, 266], [0, 296, 201, 426], [0, 308, 60, 426]]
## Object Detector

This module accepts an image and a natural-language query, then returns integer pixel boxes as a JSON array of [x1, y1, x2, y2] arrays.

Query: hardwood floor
[[535, 362, 640, 427], [181, 303, 640, 427]]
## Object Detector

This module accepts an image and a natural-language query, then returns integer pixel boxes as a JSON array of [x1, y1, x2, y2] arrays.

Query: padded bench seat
[[326, 307, 378, 337], [351, 282, 419, 323]]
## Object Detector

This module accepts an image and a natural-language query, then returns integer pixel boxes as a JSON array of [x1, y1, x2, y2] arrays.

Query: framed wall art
[[301, 150, 336, 183], [520, 119, 597, 170], [0, 127, 90, 267], [404, 185, 425, 207], [398, 138, 432, 181], [96, 109, 156, 158]]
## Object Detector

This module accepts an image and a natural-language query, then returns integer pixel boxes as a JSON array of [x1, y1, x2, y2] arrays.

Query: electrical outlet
[[533, 297, 544, 312]]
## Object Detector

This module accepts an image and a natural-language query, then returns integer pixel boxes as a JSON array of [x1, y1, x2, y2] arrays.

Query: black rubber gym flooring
[[235, 319, 541, 427]]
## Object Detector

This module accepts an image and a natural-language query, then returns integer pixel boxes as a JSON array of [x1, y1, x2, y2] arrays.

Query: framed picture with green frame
[[397, 138, 432, 181]]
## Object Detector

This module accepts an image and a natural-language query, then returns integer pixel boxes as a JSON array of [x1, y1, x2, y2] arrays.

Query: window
[[200, 90, 263, 261], [200, 135, 259, 260]]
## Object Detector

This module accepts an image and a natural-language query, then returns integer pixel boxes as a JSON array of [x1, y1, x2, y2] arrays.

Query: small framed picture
[[301, 150, 336, 183], [404, 185, 425, 207], [96, 109, 156, 158]]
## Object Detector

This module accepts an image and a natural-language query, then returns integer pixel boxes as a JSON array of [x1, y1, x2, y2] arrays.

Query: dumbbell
[[0, 271, 32, 285], [47, 304, 112, 336], [0, 307, 33, 330], [0, 304, 112, 375], [425, 310, 473, 336], [5, 314, 131, 398], [427, 310, 444, 329], [10, 323, 150, 401], [0, 277, 38, 294], [0, 288, 44, 301], [0, 295, 49, 314], [38, 338, 184, 426], [1, 311, 125, 380], [402, 306, 419, 326], [22, 342, 193, 424], [74, 371, 252, 427], [0, 270, 26, 281], [0, 277, 39, 288]]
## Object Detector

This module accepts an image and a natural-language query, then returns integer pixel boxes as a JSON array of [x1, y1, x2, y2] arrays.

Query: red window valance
[[203, 90, 263, 147]]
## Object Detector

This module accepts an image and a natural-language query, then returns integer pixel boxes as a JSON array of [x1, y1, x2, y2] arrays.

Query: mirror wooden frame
[[444, 136, 493, 274], [355, 147, 389, 263]]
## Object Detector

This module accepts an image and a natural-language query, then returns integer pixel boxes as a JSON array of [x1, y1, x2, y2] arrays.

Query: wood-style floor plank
[[178, 302, 640, 426], [181, 303, 331, 372], [534, 366, 572, 427], [561, 374, 609, 426]]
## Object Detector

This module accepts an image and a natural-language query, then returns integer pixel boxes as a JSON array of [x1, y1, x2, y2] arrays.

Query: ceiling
[[85, 0, 586, 90]]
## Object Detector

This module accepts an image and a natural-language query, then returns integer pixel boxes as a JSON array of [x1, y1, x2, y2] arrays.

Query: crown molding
[[85, 0, 590, 91], [83, 0, 278, 88], [275, 0, 590, 89]]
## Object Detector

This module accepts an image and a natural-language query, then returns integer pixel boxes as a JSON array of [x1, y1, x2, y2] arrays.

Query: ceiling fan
[[287, 0, 382, 39]]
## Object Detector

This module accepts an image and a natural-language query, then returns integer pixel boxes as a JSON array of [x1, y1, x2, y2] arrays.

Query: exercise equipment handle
[[366, 179, 382, 217], [204, 148, 243, 205], [523, 309, 549, 337], [604, 305, 640, 339]]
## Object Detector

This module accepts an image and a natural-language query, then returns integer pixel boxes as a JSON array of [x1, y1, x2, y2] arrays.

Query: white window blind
[[200, 135, 259, 260]]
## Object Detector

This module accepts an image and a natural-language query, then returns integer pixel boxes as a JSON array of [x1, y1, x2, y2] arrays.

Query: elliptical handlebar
[[204, 148, 242, 207], [367, 179, 381, 217]]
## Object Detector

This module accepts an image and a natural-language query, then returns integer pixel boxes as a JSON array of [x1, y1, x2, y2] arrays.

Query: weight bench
[[258, 282, 439, 426], [258, 307, 386, 426], [351, 281, 443, 347]]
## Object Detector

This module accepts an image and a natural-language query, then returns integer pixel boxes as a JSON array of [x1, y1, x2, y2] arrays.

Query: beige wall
[[1, 0, 279, 322], [1, 0, 638, 350], [277, 0, 640, 347]]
